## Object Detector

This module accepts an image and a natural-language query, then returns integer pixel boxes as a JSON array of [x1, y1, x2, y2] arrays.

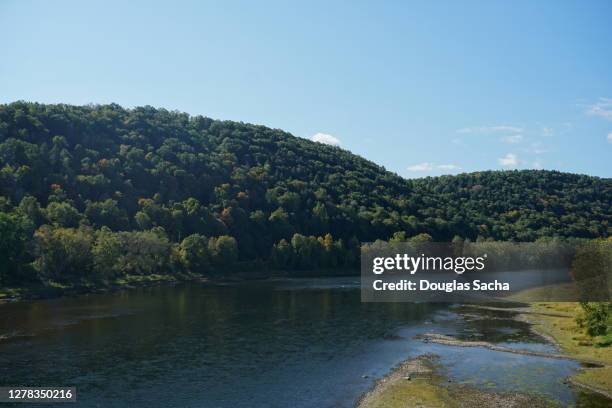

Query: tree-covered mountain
[[0, 102, 610, 288]]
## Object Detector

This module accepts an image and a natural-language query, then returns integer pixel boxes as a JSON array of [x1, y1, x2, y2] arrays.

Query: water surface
[[0, 279, 607, 407]]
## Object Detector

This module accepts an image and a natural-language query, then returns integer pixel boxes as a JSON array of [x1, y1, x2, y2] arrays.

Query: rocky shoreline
[[356, 354, 557, 408], [418, 332, 604, 365], [356, 303, 611, 407]]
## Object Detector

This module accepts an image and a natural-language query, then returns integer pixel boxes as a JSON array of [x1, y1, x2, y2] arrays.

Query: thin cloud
[[498, 153, 519, 167], [407, 163, 461, 172], [457, 125, 523, 134], [586, 98, 612, 120], [437, 164, 461, 170], [608, 132, 612, 143], [407, 162, 434, 172], [311, 132, 341, 146], [501, 134, 523, 144]]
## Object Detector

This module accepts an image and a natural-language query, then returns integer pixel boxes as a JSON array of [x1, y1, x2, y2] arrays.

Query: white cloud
[[311, 132, 341, 146], [407, 162, 434, 172], [407, 163, 461, 172], [498, 153, 519, 167], [501, 134, 523, 144], [532, 160, 543, 169], [586, 98, 612, 120], [608, 132, 612, 143], [457, 125, 523, 134], [437, 164, 461, 170]]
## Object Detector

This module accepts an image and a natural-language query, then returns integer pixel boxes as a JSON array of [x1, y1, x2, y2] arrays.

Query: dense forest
[[0, 102, 610, 290]]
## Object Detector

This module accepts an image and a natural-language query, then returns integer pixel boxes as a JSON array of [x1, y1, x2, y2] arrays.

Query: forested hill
[[0, 102, 610, 286]]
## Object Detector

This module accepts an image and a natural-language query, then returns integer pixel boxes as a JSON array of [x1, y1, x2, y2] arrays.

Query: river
[[0, 278, 608, 407]]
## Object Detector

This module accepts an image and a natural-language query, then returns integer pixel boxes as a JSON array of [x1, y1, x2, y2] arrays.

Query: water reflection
[[0, 279, 439, 407], [0, 279, 608, 407]]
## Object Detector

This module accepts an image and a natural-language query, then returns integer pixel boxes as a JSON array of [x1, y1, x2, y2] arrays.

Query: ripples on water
[[0, 278, 608, 407]]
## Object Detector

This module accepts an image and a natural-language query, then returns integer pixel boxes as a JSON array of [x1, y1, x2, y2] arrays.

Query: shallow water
[[0, 278, 608, 407]]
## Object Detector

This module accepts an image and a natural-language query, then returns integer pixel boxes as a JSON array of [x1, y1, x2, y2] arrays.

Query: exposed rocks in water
[[418, 333, 606, 366], [356, 354, 558, 408]]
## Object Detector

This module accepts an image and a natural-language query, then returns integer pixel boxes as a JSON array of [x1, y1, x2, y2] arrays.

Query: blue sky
[[1, 0, 611, 178]]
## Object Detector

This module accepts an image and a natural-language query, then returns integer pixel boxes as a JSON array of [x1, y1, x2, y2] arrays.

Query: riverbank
[[0, 273, 199, 303], [0, 269, 359, 304], [419, 332, 605, 364], [521, 302, 612, 398], [3, 278, 609, 405], [357, 354, 557, 408], [358, 301, 611, 407]]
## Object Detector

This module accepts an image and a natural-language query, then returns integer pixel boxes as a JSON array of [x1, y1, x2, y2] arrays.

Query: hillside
[[0, 102, 610, 287]]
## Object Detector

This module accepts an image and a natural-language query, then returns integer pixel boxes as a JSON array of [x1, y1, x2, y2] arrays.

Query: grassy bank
[[523, 302, 612, 396], [358, 300, 611, 407]]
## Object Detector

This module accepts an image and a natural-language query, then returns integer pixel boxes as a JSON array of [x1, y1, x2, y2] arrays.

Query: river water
[[0, 278, 608, 407]]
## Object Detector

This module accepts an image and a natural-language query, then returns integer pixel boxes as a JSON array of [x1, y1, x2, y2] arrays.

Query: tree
[[0, 212, 29, 285], [92, 227, 123, 280], [271, 239, 292, 269], [209, 235, 238, 271], [179, 234, 210, 274], [17, 195, 43, 228], [33, 226, 94, 283], [0, 102, 610, 284], [269, 207, 293, 240], [312, 202, 329, 234], [410, 233, 433, 243], [390, 231, 407, 242], [45, 202, 82, 228], [577, 302, 611, 337], [85, 199, 129, 230], [113, 231, 172, 276]]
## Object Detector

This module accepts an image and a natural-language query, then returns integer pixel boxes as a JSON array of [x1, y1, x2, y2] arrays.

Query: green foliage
[[271, 239, 292, 269], [208, 235, 238, 270], [85, 199, 128, 230], [179, 234, 210, 273], [577, 302, 611, 338], [0, 102, 610, 288], [571, 239, 611, 302], [33, 225, 94, 283], [32, 226, 174, 285], [92, 227, 123, 279], [0, 212, 30, 285], [270, 233, 355, 271], [16, 195, 43, 228], [111, 230, 173, 276], [410, 233, 433, 243], [45, 202, 82, 228], [572, 241, 611, 339]]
